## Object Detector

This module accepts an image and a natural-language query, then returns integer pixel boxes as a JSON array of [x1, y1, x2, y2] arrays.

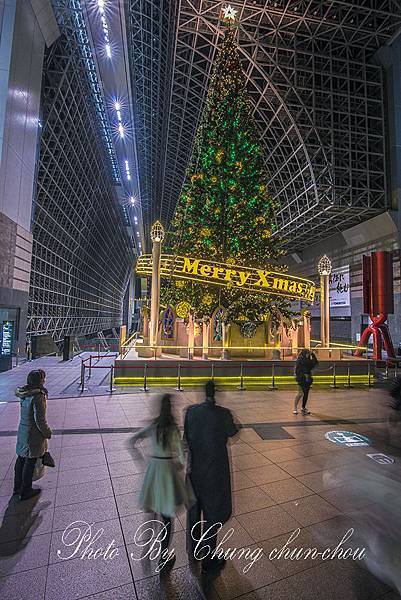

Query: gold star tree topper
[[221, 4, 238, 21]]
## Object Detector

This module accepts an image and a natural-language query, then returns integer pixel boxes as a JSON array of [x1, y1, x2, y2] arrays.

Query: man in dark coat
[[184, 380, 238, 573], [293, 349, 318, 415]]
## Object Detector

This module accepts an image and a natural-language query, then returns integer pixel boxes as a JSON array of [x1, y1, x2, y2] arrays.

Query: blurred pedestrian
[[293, 349, 318, 415], [389, 375, 401, 411], [132, 393, 193, 572], [184, 380, 238, 574], [387, 375, 401, 448], [14, 369, 52, 500], [322, 435, 401, 595]]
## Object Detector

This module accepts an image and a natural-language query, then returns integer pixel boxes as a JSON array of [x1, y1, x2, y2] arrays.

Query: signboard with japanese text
[[0, 321, 14, 356], [329, 265, 350, 308], [311, 265, 350, 315]]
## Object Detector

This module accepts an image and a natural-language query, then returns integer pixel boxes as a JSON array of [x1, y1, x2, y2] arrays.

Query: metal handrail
[[121, 331, 143, 358]]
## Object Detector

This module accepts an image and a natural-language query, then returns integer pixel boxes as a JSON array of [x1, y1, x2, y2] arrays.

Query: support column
[[149, 221, 164, 349], [222, 322, 230, 360], [142, 307, 149, 338], [318, 255, 332, 349]]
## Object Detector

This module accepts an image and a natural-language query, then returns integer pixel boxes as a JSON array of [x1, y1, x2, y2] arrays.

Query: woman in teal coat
[[14, 369, 52, 500]]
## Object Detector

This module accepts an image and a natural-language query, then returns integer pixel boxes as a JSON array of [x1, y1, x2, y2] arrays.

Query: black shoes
[[20, 488, 41, 501], [201, 557, 226, 574]]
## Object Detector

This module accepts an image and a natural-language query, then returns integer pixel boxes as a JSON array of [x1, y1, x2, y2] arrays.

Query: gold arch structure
[[136, 254, 316, 303]]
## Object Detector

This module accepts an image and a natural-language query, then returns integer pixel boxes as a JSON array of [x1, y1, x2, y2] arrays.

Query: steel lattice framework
[[127, 0, 401, 252], [27, 1, 135, 341]]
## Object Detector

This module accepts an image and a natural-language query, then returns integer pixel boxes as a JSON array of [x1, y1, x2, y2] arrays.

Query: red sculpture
[[355, 251, 395, 360]]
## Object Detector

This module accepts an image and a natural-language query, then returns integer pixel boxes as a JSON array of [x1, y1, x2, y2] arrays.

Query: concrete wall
[[376, 35, 401, 234], [0, 0, 58, 355]]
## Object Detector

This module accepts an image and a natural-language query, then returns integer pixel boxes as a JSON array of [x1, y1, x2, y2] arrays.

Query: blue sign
[[325, 430, 371, 447], [0, 321, 14, 356]]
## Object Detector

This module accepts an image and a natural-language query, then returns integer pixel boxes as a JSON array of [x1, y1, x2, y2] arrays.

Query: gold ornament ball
[[215, 149, 224, 164], [203, 294, 213, 306], [176, 301, 191, 319]]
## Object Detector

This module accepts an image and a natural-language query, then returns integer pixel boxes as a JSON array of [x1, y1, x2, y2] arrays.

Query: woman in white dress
[[132, 394, 193, 571]]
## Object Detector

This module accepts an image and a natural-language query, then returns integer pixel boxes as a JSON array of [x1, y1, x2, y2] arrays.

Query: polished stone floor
[[0, 383, 400, 600]]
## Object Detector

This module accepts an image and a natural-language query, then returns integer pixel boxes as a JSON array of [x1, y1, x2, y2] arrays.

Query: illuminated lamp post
[[202, 317, 210, 360], [150, 221, 165, 349], [318, 255, 332, 349]]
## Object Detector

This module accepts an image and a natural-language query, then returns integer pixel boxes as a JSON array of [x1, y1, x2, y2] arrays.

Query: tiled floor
[[0, 384, 401, 599], [0, 353, 116, 401]]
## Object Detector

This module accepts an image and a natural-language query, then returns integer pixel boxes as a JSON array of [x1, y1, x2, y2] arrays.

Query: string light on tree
[[161, 16, 294, 326]]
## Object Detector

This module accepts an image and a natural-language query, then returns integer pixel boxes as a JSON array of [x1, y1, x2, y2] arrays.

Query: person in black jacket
[[293, 349, 318, 415], [184, 380, 238, 574]]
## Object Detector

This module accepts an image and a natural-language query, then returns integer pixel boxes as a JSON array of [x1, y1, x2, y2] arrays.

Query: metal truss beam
[[28, 0, 135, 341], [126, 0, 401, 252]]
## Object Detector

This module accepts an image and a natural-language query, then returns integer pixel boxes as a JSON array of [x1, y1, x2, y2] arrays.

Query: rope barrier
[[267, 363, 278, 391], [330, 363, 339, 389], [141, 364, 149, 392], [77, 353, 377, 392], [81, 352, 118, 365], [237, 364, 245, 391], [344, 362, 353, 389], [109, 365, 116, 393], [366, 361, 373, 388], [175, 364, 183, 391], [79, 361, 87, 392]]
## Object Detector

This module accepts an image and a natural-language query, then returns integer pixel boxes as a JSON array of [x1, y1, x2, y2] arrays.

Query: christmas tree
[[162, 23, 292, 326]]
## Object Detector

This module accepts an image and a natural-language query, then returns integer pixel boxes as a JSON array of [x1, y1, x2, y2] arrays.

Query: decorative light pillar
[[187, 312, 195, 360], [222, 322, 230, 360], [149, 221, 165, 348], [142, 306, 149, 338], [317, 255, 332, 348], [302, 310, 311, 350], [202, 317, 209, 360]]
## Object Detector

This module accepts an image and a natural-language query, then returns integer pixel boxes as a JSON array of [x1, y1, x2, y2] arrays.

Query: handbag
[[33, 458, 46, 481], [42, 451, 56, 468]]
